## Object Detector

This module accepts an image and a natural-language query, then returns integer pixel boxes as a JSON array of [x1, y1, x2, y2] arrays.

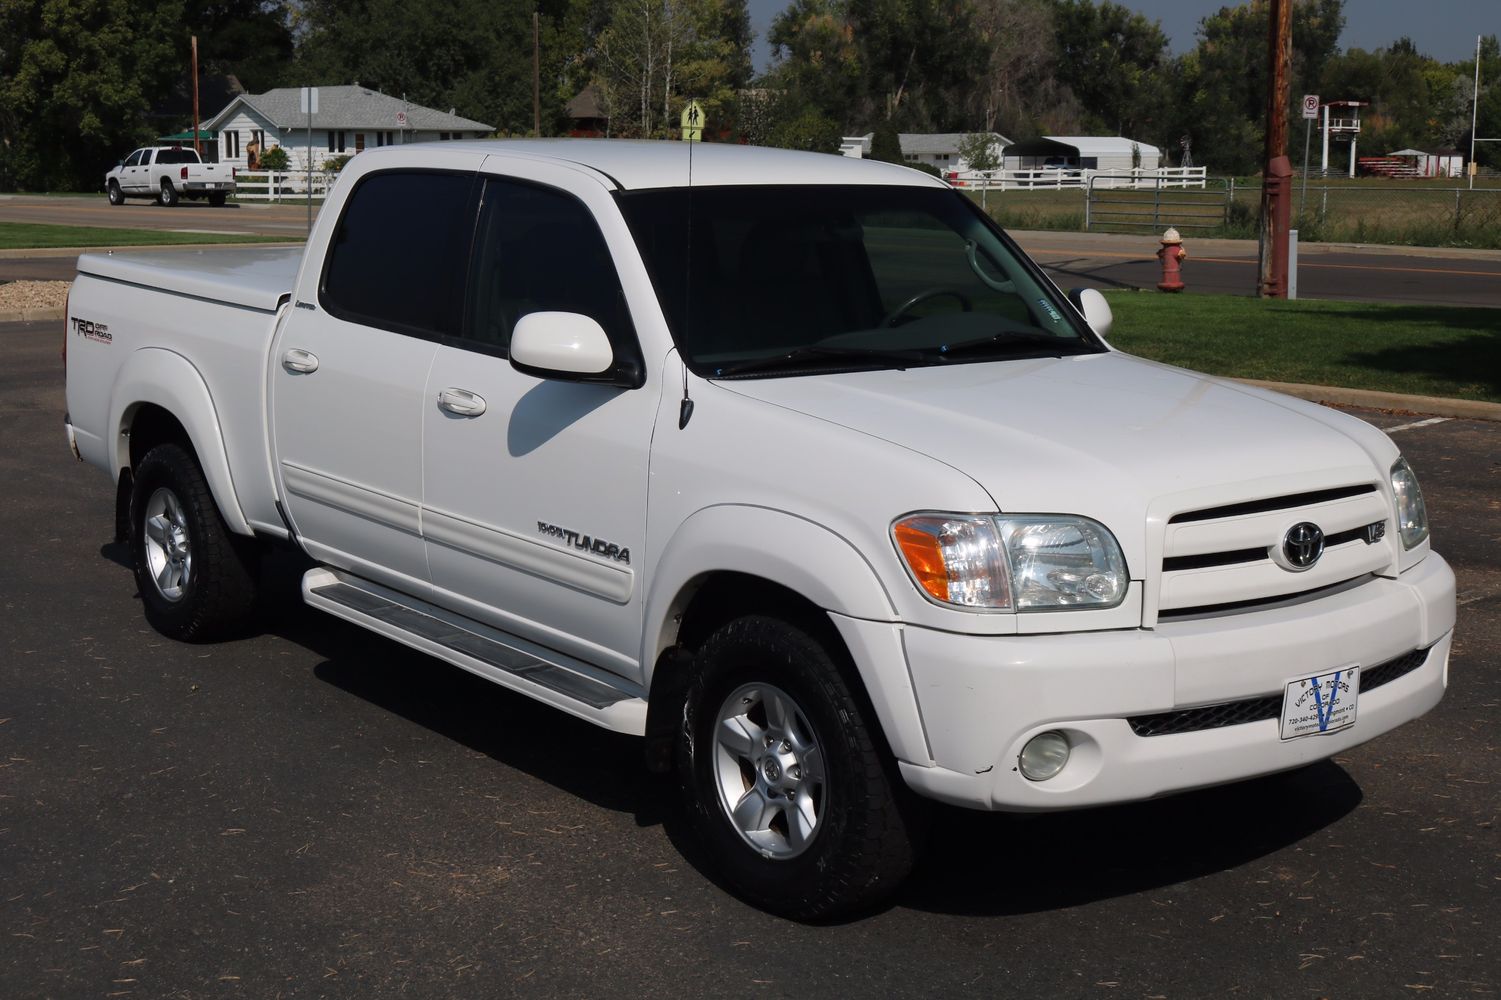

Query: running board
[[301, 567, 647, 735]]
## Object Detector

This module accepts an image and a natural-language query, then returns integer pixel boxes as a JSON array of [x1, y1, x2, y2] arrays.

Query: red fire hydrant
[[1156, 227, 1187, 292]]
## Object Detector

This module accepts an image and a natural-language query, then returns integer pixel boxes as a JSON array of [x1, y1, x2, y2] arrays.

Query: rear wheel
[[130, 443, 258, 641], [107, 180, 123, 205], [677, 616, 922, 920], [158, 179, 179, 207]]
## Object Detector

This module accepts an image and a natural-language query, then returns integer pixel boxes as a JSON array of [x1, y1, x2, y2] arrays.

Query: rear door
[[270, 156, 483, 597], [419, 158, 661, 679]]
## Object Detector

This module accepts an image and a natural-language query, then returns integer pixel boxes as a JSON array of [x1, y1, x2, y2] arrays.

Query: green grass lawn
[[1106, 293, 1501, 404], [0, 222, 293, 250]]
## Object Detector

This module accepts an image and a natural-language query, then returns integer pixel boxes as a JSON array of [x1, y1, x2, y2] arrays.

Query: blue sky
[[748, 0, 1499, 72]]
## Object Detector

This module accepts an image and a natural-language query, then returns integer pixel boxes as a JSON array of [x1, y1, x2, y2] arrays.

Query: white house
[[1003, 136, 1161, 173], [203, 86, 494, 172], [837, 132, 1013, 172]]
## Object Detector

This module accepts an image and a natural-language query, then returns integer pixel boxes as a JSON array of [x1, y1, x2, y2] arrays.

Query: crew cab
[[106, 146, 236, 207], [63, 140, 1456, 919]]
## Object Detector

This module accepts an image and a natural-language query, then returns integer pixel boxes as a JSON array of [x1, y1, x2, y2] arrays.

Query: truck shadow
[[894, 761, 1361, 917], [252, 546, 1362, 920]]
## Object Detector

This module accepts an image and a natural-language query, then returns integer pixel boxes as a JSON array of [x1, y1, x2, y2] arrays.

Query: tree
[[869, 122, 904, 162], [294, 0, 568, 135], [592, 0, 752, 138], [957, 131, 1001, 207], [0, 0, 185, 190], [966, 0, 1060, 137], [183, 0, 294, 92], [1047, 0, 1172, 139]]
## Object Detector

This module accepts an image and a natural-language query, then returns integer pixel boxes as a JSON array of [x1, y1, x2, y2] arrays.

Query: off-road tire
[[129, 443, 257, 641], [158, 179, 179, 207], [677, 615, 921, 920]]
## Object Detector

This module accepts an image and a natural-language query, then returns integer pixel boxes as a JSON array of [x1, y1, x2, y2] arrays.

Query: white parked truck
[[105, 146, 236, 207], [63, 140, 1456, 918]]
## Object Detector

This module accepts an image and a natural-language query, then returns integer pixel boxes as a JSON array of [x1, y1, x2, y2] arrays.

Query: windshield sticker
[[1036, 298, 1064, 323]]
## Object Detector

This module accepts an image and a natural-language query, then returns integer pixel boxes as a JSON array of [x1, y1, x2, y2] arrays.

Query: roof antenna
[[678, 128, 695, 430]]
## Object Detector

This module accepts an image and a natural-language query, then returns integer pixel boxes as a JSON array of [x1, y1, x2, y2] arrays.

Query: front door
[[420, 164, 661, 680], [270, 158, 482, 596]]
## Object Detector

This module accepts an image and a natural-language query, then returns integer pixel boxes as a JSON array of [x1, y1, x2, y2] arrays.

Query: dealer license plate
[[1279, 666, 1359, 740]]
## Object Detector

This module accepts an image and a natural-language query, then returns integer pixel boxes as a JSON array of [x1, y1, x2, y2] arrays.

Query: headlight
[[892, 513, 1128, 611], [1390, 457, 1429, 549]]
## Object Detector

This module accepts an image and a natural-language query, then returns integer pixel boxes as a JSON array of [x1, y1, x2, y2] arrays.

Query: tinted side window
[[462, 178, 637, 358], [321, 171, 475, 340]]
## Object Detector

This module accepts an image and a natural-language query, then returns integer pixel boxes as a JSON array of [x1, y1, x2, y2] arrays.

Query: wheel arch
[[110, 348, 251, 536], [641, 506, 929, 771]]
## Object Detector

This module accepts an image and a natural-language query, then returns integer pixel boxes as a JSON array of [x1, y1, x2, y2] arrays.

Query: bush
[[869, 123, 903, 164], [322, 154, 351, 173], [258, 146, 290, 171], [905, 161, 943, 177]]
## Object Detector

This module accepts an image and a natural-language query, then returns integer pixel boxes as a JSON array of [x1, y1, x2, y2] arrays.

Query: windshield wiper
[[710, 344, 927, 378], [930, 329, 1097, 360]]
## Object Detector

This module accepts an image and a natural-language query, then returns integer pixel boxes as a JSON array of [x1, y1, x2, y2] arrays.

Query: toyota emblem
[[1281, 522, 1325, 570]]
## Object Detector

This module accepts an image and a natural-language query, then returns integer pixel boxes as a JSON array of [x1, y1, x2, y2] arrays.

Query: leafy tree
[[869, 121, 903, 162], [957, 131, 1000, 207], [966, 0, 1064, 137], [593, 0, 750, 138], [294, 0, 570, 135], [184, 0, 294, 92], [767, 0, 984, 133], [1047, 0, 1172, 139], [0, 0, 185, 190]]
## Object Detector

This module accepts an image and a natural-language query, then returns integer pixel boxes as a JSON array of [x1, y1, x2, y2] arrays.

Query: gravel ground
[[0, 280, 69, 311]]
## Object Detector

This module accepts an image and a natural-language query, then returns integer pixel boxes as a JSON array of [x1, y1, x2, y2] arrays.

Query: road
[[2, 320, 1499, 998], [1014, 231, 1501, 309], [3, 193, 1500, 308]]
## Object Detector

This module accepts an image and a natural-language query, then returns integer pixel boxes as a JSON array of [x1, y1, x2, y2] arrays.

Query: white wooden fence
[[232, 170, 338, 201], [950, 167, 1208, 192]]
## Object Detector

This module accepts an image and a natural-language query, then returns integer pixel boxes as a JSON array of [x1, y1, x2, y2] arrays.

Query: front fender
[[643, 504, 932, 766], [109, 347, 251, 535]]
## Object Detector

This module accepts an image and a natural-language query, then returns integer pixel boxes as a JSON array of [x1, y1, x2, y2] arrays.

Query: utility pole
[[533, 11, 541, 137], [190, 36, 202, 156], [1258, 0, 1292, 298], [1471, 35, 1482, 191]]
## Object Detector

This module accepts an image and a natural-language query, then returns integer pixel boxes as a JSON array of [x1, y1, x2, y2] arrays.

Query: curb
[[0, 242, 303, 259], [1236, 378, 1501, 423]]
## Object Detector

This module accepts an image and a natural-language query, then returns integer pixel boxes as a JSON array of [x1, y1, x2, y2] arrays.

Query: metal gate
[[1086, 176, 1231, 233]]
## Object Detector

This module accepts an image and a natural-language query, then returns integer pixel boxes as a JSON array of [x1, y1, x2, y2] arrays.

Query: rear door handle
[[437, 387, 487, 417], [281, 348, 319, 373]]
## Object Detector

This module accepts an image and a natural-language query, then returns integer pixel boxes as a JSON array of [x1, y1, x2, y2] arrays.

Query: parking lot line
[[1383, 417, 1450, 433]]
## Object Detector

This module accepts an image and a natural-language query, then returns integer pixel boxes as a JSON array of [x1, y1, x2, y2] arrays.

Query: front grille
[[1128, 645, 1431, 737], [1157, 482, 1392, 615]]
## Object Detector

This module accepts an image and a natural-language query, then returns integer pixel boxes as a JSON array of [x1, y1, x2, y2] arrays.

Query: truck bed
[[76, 246, 302, 312]]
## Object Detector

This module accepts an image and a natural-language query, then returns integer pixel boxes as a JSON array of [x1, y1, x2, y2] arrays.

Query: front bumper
[[883, 552, 1455, 811]]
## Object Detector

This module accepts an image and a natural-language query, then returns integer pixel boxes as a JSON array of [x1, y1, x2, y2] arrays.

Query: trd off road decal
[[70, 316, 112, 344]]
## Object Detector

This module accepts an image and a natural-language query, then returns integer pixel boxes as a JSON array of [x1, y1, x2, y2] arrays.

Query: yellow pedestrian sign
[[681, 100, 705, 142]]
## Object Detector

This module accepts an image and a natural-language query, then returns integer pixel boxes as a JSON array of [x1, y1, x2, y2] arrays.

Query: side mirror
[[1068, 287, 1114, 339], [510, 312, 628, 385]]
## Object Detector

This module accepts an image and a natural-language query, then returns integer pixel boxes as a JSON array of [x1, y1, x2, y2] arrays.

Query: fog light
[[1019, 731, 1070, 781]]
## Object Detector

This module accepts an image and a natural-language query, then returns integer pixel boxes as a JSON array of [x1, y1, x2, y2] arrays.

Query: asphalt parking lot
[[2, 317, 1497, 998]]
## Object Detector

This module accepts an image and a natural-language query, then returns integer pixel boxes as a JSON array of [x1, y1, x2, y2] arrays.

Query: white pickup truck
[[64, 140, 1456, 918], [105, 146, 236, 207]]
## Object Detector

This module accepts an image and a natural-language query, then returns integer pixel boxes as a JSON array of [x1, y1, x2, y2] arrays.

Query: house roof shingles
[[207, 86, 493, 133]]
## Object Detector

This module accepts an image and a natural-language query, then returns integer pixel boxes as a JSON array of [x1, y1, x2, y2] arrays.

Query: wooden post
[[191, 36, 201, 156], [1257, 0, 1292, 298]]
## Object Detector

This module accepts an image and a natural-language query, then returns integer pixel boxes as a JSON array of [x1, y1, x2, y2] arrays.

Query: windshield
[[617, 184, 1102, 377]]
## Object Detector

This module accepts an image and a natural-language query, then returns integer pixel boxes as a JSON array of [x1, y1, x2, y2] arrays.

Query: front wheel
[[158, 179, 179, 207], [107, 180, 123, 205], [677, 616, 922, 919], [129, 443, 258, 641]]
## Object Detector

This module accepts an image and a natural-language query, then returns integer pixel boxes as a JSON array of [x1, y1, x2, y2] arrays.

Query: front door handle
[[281, 348, 319, 374], [437, 387, 487, 417]]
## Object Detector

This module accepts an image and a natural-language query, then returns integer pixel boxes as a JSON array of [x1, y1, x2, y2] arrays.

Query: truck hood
[[712, 352, 1396, 572]]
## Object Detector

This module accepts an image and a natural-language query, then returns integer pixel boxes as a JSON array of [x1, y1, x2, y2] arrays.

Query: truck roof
[[365, 139, 949, 192]]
